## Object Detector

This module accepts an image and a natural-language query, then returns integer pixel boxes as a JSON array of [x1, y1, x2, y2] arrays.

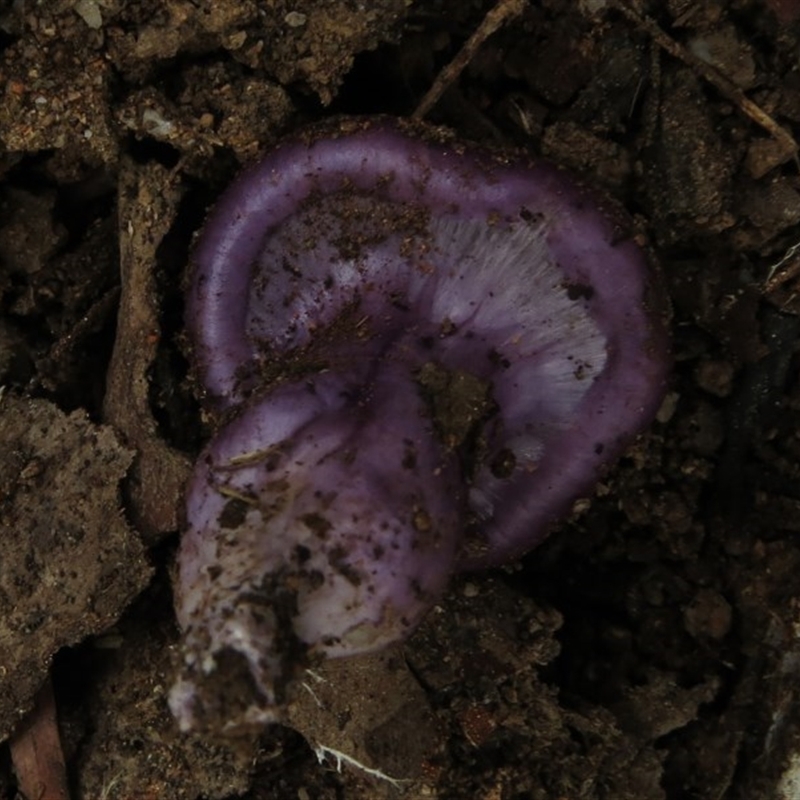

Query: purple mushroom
[[170, 117, 669, 731]]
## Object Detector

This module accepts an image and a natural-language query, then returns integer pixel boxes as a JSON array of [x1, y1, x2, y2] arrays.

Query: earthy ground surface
[[2, 0, 800, 798]]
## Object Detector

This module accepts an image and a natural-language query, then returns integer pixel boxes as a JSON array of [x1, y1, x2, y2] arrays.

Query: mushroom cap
[[186, 117, 670, 566], [174, 117, 670, 731]]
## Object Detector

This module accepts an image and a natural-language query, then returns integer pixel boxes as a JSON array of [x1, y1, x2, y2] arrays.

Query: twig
[[47, 287, 120, 365], [763, 238, 800, 313], [9, 675, 70, 800], [609, 0, 798, 167], [413, 0, 527, 120]]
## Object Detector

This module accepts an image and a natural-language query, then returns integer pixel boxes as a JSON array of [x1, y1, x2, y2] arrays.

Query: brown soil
[[2, 1, 800, 798]]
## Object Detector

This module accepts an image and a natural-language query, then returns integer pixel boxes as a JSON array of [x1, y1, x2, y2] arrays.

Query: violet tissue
[[170, 118, 669, 731]]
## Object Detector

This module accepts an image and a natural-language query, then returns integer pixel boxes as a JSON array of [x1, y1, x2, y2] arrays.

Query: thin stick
[[413, 0, 527, 120], [610, 0, 798, 163], [46, 286, 120, 364]]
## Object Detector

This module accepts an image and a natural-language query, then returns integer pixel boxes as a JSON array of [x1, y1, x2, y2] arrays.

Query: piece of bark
[[104, 158, 192, 541], [8, 677, 69, 800]]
